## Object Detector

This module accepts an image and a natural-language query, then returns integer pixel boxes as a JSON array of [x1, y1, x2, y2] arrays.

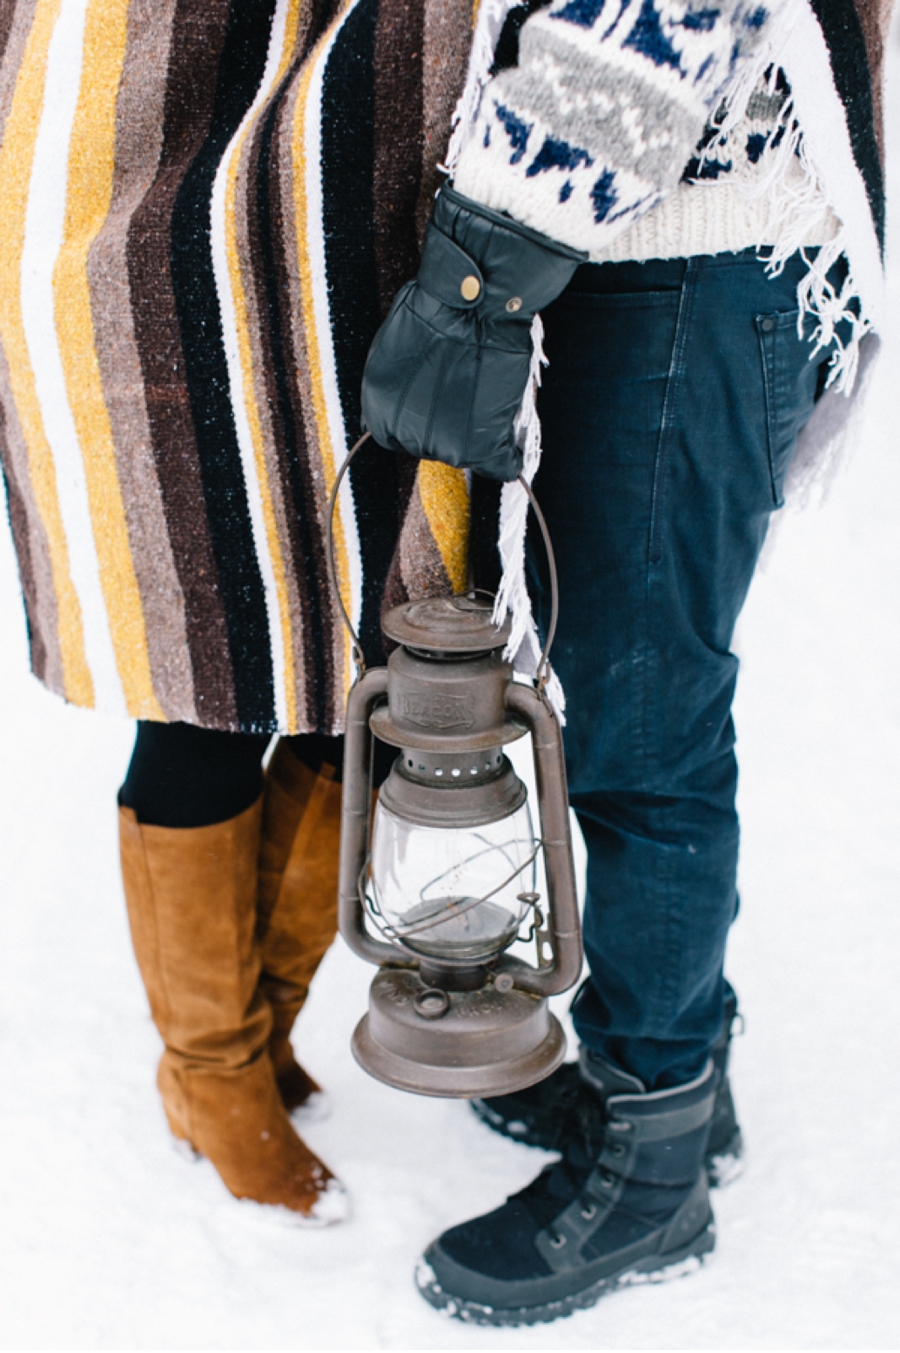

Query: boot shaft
[[119, 799, 270, 1069]]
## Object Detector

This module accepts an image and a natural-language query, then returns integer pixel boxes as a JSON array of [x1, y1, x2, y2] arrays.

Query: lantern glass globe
[[369, 798, 536, 963]]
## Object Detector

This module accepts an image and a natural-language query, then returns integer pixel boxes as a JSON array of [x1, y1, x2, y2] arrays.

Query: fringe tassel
[[716, 89, 868, 394], [701, 10, 871, 399], [748, 114, 868, 393], [700, 0, 806, 144], [443, 0, 515, 176], [796, 231, 868, 392], [492, 316, 567, 720]]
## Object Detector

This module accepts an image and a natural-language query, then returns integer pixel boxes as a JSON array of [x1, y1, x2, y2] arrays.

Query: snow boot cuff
[[578, 1047, 645, 1099]]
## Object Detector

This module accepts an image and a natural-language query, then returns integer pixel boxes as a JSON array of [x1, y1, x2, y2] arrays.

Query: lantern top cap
[[382, 594, 511, 654]]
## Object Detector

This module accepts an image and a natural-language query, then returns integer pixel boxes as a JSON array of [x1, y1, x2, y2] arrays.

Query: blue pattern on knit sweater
[[681, 7, 720, 31], [553, 0, 608, 27], [746, 131, 768, 163], [623, 0, 682, 70], [695, 155, 733, 178], [591, 169, 618, 221], [600, 0, 630, 39], [527, 137, 594, 177], [495, 102, 532, 164], [696, 52, 715, 82]]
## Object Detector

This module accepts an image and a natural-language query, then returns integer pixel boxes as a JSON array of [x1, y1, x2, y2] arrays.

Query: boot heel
[[157, 1059, 193, 1145]]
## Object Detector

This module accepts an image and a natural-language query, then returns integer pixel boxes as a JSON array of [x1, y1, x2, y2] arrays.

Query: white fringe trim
[[704, 74, 869, 397], [699, 0, 805, 142], [491, 316, 566, 720], [443, 0, 515, 177], [784, 328, 881, 507], [704, 0, 883, 399]]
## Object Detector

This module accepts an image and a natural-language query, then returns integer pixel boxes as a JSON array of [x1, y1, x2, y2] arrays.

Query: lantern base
[[351, 967, 567, 1098]]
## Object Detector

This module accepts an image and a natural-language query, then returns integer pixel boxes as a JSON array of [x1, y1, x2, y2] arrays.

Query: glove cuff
[[423, 184, 587, 323], [439, 184, 587, 264]]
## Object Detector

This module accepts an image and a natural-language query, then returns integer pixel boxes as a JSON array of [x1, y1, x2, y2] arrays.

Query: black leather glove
[[361, 185, 585, 482]]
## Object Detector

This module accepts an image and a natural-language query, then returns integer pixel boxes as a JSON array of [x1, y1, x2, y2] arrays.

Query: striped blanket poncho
[[0, 0, 476, 735], [0, 0, 891, 734]]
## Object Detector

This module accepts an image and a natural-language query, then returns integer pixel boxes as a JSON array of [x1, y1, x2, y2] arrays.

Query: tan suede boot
[[119, 799, 347, 1223], [256, 741, 342, 1112]]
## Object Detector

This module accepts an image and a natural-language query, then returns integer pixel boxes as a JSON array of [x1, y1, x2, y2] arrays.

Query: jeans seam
[[645, 258, 696, 774], [645, 260, 697, 1015], [648, 263, 696, 570]]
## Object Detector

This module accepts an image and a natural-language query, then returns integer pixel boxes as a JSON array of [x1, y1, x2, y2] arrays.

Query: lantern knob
[[381, 594, 510, 656]]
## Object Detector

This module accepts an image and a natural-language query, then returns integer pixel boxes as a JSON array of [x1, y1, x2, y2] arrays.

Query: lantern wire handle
[[327, 434, 560, 695], [327, 430, 372, 675], [515, 474, 559, 696]]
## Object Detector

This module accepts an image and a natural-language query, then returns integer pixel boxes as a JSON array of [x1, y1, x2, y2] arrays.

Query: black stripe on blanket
[[171, 0, 278, 733]]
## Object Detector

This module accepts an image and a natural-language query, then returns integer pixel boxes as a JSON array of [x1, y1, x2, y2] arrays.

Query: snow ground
[[3, 61, 900, 1353]]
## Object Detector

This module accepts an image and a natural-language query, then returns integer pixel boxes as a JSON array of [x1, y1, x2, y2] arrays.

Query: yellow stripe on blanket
[[417, 460, 470, 596], [54, 0, 163, 719], [0, 0, 93, 707]]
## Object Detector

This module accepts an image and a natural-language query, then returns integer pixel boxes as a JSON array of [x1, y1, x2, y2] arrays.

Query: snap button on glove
[[361, 185, 585, 482]]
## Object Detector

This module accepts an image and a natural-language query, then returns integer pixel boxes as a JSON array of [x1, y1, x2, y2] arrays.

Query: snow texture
[[3, 32, 900, 1353]]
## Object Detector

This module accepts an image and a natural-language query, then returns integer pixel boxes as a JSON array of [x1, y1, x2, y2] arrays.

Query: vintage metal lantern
[[337, 589, 583, 1098]]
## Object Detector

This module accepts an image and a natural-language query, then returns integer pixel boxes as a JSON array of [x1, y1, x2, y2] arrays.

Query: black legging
[[119, 722, 394, 829]]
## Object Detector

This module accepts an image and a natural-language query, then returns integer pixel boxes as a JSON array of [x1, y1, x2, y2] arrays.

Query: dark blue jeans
[[533, 250, 833, 1090]]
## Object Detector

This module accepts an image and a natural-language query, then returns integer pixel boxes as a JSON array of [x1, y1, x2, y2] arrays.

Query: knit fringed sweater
[[0, 0, 891, 733]]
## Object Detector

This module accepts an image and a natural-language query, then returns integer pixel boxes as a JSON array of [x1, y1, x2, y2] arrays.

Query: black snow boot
[[418, 1061, 717, 1326], [471, 991, 743, 1186]]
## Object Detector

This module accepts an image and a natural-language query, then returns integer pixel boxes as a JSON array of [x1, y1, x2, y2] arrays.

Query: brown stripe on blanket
[[397, 473, 456, 602], [89, 0, 197, 723], [381, 451, 421, 618], [125, 0, 238, 729], [0, 450, 45, 680], [379, 0, 473, 628], [0, 0, 21, 81], [373, 0, 424, 316], [418, 0, 472, 244], [853, 0, 891, 160], [0, 394, 64, 696], [0, 381, 57, 688], [0, 0, 37, 133]]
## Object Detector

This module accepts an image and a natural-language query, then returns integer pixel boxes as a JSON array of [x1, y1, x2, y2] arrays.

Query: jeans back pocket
[[755, 309, 821, 508]]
